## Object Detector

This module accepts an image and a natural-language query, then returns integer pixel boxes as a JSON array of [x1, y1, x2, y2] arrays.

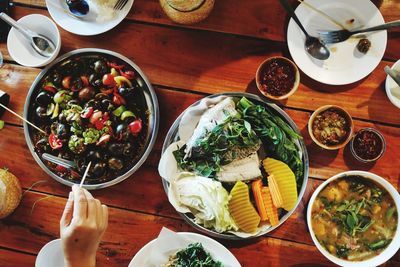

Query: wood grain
[[0, 248, 36, 267]]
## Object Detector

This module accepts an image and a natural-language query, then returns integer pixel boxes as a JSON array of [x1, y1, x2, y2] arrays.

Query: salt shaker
[[160, 0, 215, 25]]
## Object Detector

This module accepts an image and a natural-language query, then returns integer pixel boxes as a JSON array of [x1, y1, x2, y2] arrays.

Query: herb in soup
[[311, 176, 398, 261]]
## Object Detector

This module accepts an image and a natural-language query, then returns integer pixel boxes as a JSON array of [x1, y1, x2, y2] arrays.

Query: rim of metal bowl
[[161, 92, 309, 240], [23, 48, 159, 190]]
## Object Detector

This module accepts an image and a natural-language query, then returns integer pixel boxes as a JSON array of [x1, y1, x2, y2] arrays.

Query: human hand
[[60, 184, 108, 267]]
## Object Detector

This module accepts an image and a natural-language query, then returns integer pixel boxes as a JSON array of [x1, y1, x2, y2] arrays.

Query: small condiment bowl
[[255, 56, 300, 100], [307, 170, 400, 267], [350, 128, 386, 163], [308, 105, 354, 150], [7, 14, 61, 67]]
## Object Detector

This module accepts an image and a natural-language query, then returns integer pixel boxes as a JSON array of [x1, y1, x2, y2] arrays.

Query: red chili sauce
[[353, 130, 383, 160], [259, 59, 295, 97]]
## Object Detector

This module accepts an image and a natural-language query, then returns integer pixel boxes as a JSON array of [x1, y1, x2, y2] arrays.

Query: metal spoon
[[65, 0, 90, 18], [0, 12, 56, 58], [279, 0, 330, 60]]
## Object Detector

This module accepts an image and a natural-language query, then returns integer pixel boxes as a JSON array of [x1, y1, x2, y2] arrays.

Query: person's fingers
[[72, 184, 87, 221], [101, 204, 109, 233], [95, 199, 102, 227], [82, 189, 96, 221], [60, 192, 74, 228]]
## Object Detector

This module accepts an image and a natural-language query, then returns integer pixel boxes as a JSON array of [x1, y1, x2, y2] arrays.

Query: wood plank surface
[[1, 1, 399, 266], [0, 248, 36, 267], [11, 0, 400, 61]]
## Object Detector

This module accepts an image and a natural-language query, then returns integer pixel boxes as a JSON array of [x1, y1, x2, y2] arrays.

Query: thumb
[[60, 192, 74, 228]]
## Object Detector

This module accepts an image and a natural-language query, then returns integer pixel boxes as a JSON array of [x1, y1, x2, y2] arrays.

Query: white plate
[[35, 239, 65, 267], [287, 0, 386, 85], [128, 232, 241, 267], [7, 14, 61, 67], [46, 0, 134, 36], [385, 59, 400, 109]]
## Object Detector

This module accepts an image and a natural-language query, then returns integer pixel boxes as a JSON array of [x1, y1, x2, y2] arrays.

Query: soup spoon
[[0, 12, 56, 58], [279, 0, 330, 60], [65, 0, 90, 18]]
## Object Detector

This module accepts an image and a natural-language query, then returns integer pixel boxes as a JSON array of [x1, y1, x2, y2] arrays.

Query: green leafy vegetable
[[174, 116, 260, 178], [236, 97, 303, 184], [168, 243, 223, 267], [367, 239, 390, 251]]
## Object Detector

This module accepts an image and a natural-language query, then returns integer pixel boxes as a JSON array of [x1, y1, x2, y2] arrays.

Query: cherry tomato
[[49, 133, 63, 149], [81, 106, 94, 119], [62, 76, 71, 89], [129, 119, 142, 135], [102, 74, 116, 86], [89, 110, 103, 124]]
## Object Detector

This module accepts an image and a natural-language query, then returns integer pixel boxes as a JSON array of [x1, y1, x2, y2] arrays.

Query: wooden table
[[0, 1, 399, 266]]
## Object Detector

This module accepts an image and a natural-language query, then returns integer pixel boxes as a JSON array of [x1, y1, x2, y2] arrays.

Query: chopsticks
[[0, 103, 46, 134], [79, 161, 92, 188]]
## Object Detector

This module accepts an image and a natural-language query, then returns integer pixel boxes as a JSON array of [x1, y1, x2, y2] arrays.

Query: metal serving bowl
[[161, 92, 309, 240], [23, 48, 159, 190]]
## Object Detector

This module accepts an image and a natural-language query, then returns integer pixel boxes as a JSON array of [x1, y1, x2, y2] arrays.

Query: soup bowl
[[307, 171, 400, 267]]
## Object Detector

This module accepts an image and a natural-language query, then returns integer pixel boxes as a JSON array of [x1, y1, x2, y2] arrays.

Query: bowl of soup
[[307, 171, 400, 267]]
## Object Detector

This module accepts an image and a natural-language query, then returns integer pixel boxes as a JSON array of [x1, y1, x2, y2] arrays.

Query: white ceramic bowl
[[307, 171, 400, 267], [7, 14, 61, 67], [385, 59, 400, 109], [35, 239, 65, 267]]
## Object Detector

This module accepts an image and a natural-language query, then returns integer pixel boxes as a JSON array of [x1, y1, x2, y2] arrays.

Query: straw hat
[[0, 168, 22, 219], [160, 0, 215, 25]]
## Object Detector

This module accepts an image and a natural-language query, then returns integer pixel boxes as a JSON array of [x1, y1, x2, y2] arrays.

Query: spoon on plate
[[0, 12, 56, 58], [65, 0, 90, 18], [279, 0, 330, 60]]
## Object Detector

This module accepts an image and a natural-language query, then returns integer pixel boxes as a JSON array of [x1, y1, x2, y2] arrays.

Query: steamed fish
[[217, 152, 261, 182], [184, 97, 238, 157]]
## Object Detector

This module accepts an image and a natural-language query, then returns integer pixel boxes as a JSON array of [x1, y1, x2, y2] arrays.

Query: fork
[[114, 0, 129, 10], [318, 20, 400, 44]]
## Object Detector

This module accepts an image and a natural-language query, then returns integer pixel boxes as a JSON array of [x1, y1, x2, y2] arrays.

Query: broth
[[311, 176, 398, 261]]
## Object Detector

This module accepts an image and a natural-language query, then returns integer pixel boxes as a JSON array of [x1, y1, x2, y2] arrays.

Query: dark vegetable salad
[[164, 243, 223, 267], [30, 55, 149, 184]]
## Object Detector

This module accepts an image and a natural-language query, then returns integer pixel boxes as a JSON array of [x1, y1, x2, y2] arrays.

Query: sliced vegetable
[[46, 103, 55, 116], [81, 106, 94, 119], [268, 174, 284, 208], [107, 62, 124, 69], [110, 68, 119, 77], [82, 128, 101, 144], [228, 181, 261, 233], [128, 119, 142, 135], [0, 120, 4, 130], [252, 179, 268, 221], [80, 76, 89, 86], [261, 187, 280, 226], [121, 110, 135, 121], [114, 76, 132, 87], [54, 91, 65, 104], [263, 158, 298, 211], [120, 69, 135, 79], [96, 134, 111, 146], [112, 105, 126, 117], [43, 84, 57, 94], [112, 93, 126, 106], [68, 135, 86, 154], [49, 133, 63, 149], [62, 76, 71, 89], [51, 103, 59, 119]]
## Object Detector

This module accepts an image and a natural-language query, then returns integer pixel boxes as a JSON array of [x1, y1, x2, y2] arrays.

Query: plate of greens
[[158, 93, 309, 239], [128, 229, 241, 267]]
